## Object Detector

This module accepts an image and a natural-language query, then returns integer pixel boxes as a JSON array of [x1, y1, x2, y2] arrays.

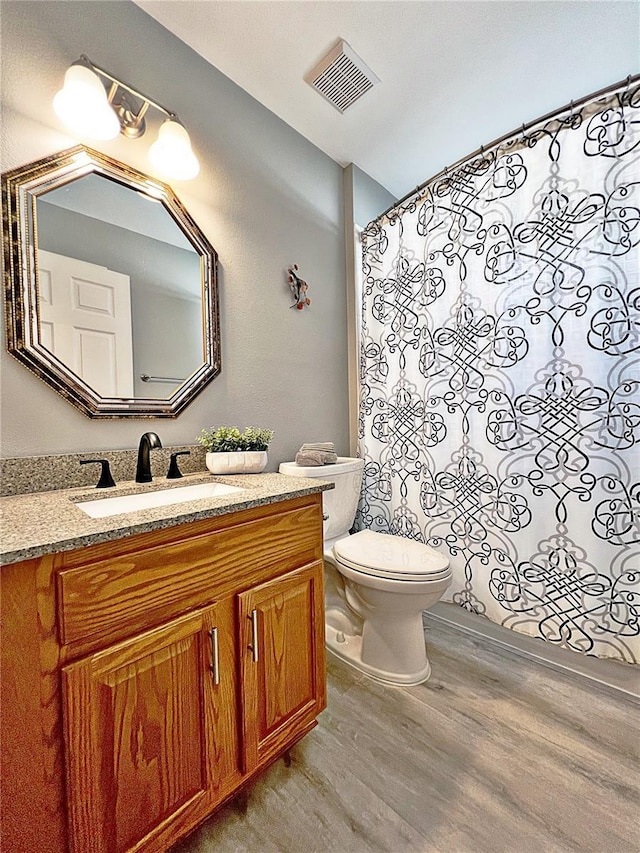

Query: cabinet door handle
[[247, 609, 259, 663], [209, 627, 220, 685]]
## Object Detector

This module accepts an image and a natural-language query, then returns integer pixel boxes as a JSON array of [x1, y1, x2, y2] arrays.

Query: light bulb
[[53, 64, 120, 141], [148, 120, 200, 180]]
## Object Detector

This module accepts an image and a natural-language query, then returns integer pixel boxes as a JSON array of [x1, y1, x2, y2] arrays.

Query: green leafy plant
[[197, 426, 274, 453]]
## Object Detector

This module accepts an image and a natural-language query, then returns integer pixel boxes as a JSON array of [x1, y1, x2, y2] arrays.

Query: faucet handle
[[166, 451, 191, 480], [80, 459, 116, 489]]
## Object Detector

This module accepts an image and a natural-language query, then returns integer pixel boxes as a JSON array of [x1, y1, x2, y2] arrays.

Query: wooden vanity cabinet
[[0, 493, 326, 853], [61, 601, 239, 853], [239, 562, 326, 773]]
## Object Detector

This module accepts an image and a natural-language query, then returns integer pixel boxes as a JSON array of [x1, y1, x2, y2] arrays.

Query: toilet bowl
[[279, 457, 451, 686]]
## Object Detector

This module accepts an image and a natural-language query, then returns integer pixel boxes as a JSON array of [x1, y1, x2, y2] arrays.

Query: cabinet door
[[239, 561, 326, 772], [62, 603, 238, 853]]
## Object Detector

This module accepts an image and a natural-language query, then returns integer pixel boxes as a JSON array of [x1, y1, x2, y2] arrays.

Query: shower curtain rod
[[377, 72, 640, 223]]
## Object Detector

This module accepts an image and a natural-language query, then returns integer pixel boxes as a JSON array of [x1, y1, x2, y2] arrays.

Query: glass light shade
[[148, 120, 200, 180], [53, 65, 120, 141]]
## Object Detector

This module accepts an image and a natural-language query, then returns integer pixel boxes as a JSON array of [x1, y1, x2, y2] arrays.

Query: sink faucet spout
[[136, 432, 163, 483]]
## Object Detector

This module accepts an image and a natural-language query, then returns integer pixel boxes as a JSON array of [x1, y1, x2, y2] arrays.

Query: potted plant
[[196, 426, 274, 475]]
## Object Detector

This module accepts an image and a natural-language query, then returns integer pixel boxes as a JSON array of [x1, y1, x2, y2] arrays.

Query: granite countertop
[[0, 472, 333, 566]]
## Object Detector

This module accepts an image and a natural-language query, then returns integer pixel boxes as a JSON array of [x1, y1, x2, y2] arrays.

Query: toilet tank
[[279, 457, 364, 541]]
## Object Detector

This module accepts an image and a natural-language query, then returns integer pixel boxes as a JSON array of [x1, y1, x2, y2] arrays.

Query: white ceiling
[[135, 1, 638, 199]]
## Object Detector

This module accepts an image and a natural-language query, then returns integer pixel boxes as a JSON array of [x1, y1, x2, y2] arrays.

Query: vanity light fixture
[[53, 64, 121, 140], [149, 120, 200, 182], [53, 55, 200, 180]]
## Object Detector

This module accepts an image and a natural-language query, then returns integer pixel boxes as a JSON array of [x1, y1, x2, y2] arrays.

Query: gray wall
[[0, 1, 349, 467], [343, 164, 396, 452], [349, 164, 396, 230]]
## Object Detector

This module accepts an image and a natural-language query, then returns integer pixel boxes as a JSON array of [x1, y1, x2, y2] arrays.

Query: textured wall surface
[[0, 1, 349, 466]]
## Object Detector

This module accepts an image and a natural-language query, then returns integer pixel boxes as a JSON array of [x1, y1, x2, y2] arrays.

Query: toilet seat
[[333, 530, 451, 582]]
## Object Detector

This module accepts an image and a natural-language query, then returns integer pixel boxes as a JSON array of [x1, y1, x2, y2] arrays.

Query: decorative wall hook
[[287, 264, 311, 310]]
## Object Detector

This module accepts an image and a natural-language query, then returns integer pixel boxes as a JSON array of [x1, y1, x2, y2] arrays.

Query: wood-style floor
[[174, 621, 640, 853]]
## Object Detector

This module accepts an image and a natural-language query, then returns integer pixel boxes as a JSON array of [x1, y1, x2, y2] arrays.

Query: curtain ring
[[569, 100, 574, 117]]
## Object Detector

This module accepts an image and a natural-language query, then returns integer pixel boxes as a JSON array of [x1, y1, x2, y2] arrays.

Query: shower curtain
[[357, 79, 640, 662]]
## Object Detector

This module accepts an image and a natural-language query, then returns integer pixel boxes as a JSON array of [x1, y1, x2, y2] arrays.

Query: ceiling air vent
[[306, 40, 380, 113]]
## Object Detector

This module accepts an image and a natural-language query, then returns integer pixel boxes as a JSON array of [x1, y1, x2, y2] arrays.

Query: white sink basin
[[76, 481, 245, 518]]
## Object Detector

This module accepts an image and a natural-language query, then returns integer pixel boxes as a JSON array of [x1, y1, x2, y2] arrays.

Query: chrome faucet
[[136, 432, 162, 483]]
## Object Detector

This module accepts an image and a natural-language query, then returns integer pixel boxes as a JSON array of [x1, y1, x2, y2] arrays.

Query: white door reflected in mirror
[[38, 249, 134, 397]]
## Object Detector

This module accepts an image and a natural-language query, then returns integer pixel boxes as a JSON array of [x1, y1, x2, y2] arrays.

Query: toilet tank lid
[[333, 530, 449, 576], [279, 457, 365, 477]]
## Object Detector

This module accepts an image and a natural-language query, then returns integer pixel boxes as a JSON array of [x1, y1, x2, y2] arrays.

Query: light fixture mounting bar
[[78, 54, 179, 123]]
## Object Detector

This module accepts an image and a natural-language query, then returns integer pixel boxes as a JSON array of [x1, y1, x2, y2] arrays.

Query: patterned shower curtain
[[357, 79, 640, 663]]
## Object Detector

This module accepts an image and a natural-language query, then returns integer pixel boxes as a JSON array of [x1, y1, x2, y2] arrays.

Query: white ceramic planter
[[205, 450, 268, 475]]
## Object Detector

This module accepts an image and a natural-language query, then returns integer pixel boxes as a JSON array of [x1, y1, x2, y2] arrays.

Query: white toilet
[[279, 457, 452, 686]]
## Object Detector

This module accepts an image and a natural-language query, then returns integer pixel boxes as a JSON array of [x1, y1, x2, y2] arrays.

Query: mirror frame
[[2, 145, 221, 418]]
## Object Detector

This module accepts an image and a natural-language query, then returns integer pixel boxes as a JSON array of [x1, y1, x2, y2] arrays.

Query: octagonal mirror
[[2, 146, 220, 417]]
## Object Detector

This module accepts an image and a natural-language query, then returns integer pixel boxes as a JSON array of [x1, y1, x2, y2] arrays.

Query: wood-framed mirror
[[2, 146, 220, 417]]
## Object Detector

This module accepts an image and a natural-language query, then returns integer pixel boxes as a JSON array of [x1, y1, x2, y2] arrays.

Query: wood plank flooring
[[173, 621, 640, 853]]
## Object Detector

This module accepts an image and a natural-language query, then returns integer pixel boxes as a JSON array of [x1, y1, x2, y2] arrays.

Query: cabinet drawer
[[57, 499, 322, 649]]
